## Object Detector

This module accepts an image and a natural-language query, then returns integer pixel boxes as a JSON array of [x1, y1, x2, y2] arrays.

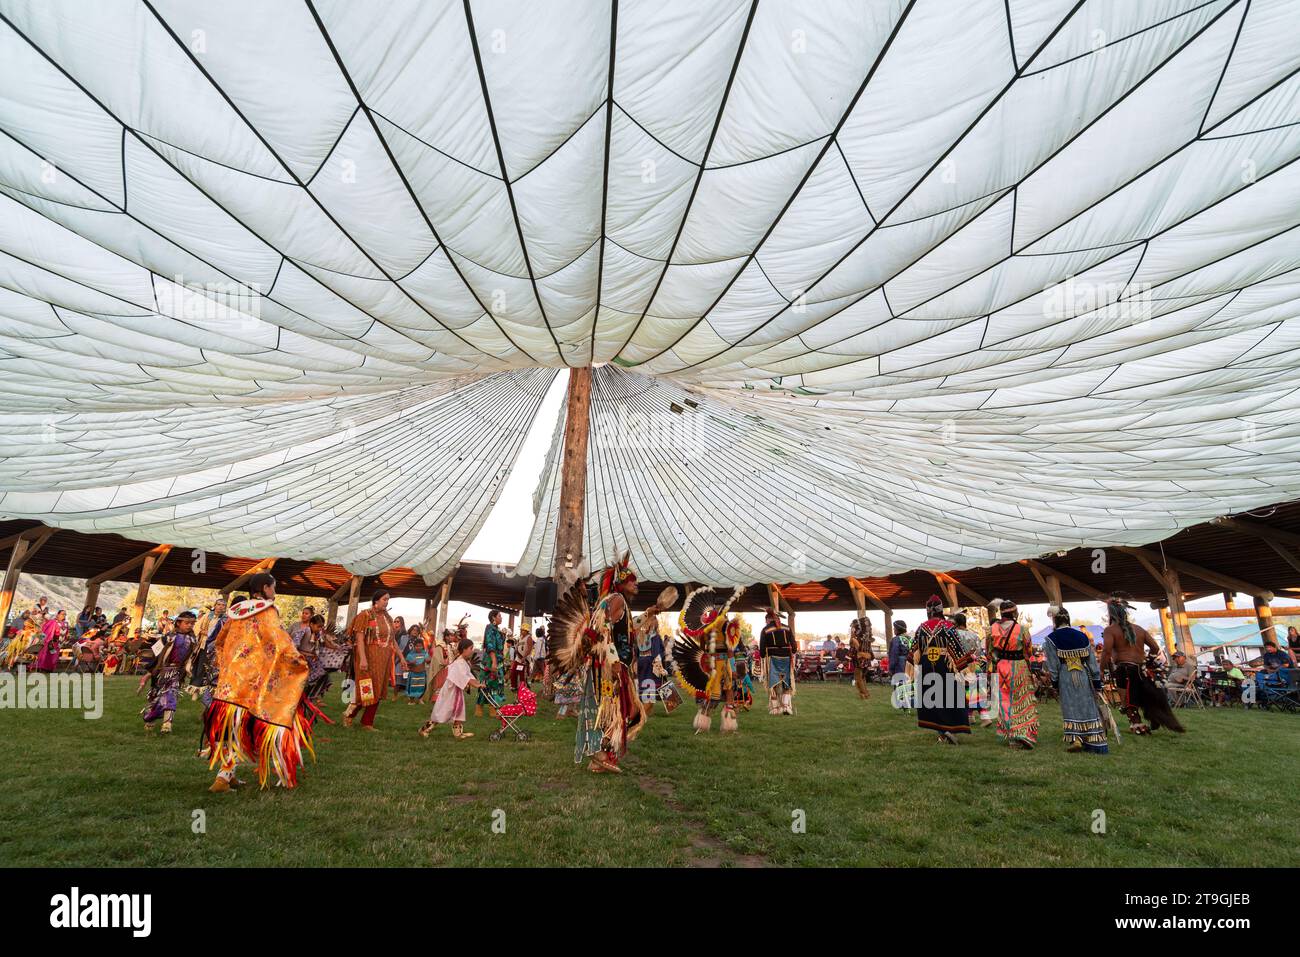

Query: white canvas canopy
[[2, 1, 1300, 583]]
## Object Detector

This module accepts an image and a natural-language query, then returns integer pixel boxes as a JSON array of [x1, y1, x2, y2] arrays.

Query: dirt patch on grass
[[633, 773, 767, 868]]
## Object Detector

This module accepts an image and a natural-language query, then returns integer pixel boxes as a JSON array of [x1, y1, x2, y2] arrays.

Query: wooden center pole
[[553, 366, 593, 583]]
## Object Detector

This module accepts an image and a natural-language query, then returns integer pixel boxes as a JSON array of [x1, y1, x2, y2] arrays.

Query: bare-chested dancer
[[1100, 592, 1184, 735]]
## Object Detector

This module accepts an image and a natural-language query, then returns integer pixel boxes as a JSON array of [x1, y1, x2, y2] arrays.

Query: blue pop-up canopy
[[1189, 621, 1266, 649]]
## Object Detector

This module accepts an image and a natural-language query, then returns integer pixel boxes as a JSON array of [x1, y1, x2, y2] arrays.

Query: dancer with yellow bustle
[[672, 586, 747, 734]]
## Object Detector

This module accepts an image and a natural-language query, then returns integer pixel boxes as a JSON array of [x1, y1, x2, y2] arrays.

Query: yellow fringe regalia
[[202, 598, 316, 788]]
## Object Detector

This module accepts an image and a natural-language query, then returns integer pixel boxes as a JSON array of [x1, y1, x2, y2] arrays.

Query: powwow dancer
[[1100, 592, 1184, 735], [673, 586, 747, 734], [952, 612, 991, 725], [1043, 606, 1108, 753], [343, 589, 397, 730], [4, 613, 39, 670], [849, 615, 874, 700], [911, 596, 972, 744], [552, 663, 583, 718], [759, 607, 796, 715], [989, 599, 1038, 749], [419, 637, 481, 739], [202, 573, 319, 792], [139, 610, 197, 733], [186, 597, 226, 704], [403, 626, 429, 703], [888, 620, 914, 712], [298, 614, 340, 703], [548, 552, 645, 773], [633, 587, 679, 719], [733, 656, 755, 711], [476, 609, 506, 718]]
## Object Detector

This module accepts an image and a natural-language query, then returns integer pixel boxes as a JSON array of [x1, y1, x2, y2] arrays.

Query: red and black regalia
[[911, 596, 973, 742]]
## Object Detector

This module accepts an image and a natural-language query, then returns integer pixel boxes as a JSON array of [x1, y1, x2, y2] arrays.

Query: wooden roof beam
[[1116, 545, 1273, 602], [86, 542, 172, 586], [845, 577, 891, 613], [1017, 559, 1109, 603], [0, 523, 57, 554], [930, 570, 988, 608], [1213, 516, 1300, 550], [219, 557, 278, 596]]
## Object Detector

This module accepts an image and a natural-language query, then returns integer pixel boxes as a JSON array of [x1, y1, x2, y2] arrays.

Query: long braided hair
[[1107, 596, 1137, 645]]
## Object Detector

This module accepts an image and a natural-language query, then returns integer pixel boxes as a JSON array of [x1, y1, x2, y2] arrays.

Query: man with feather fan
[[546, 552, 667, 773]]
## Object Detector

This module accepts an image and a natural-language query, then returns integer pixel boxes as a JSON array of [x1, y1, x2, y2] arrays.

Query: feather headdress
[[598, 550, 636, 598]]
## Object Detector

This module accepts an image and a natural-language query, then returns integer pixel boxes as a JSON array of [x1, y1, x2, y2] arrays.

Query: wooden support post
[[423, 597, 436, 633], [1116, 545, 1273, 603], [846, 577, 892, 642], [1167, 575, 1194, 657], [1128, 550, 1192, 656], [767, 583, 795, 645], [522, 573, 536, 634], [423, 573, 455, 704], [1018, 559, 1108, 603], [130, 545, 172, 636], [220, 557, 277, 596], [1158, 605, 1175, 654], [930, 573, 958, 611], [553, 366, 593, 582], [1222, 591, 1236, 611], [0, 527, 57, 633], [1255, 596, 1275, 647], [438, 571, 454, 636], [325, 576, 353, 631], [83, 581, 101, 614], [849, 581, 867, 619], [930, 571, 987, 608], [345, 575, 363, 629], [1024, 561, 1064, 607]]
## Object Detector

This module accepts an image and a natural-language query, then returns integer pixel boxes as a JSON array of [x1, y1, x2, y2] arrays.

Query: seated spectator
[[1212, 661, 1244, 706], [81, 630, 106, 659], [1286, 626, 1300, 665], [1166, 651, 1196, 687], [1259, 641, 1293, 673]]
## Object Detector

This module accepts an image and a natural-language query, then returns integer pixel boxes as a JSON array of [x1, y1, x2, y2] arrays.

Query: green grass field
[[1, 676, 1296, 867]]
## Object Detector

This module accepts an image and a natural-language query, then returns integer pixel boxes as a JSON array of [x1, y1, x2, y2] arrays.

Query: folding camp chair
[[1257, 669, 1300, 713], [1167, 678, 1205, 709]]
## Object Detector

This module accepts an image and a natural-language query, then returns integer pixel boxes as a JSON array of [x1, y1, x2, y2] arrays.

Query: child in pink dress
[[419, 638, 480, 740]]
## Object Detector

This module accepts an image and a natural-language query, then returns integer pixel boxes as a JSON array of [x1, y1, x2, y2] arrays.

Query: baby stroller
[[484, 682, 537, 742]]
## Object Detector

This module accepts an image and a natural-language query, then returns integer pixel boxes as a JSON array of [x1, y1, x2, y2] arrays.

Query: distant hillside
[[14, 575, 132, 616]]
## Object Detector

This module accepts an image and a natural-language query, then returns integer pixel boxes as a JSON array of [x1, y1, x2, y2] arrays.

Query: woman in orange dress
[[343, 589, 397, 730]]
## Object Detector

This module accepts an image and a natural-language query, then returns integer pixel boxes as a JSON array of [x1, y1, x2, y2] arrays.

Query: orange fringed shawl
[[204, 599, 315, 788]]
